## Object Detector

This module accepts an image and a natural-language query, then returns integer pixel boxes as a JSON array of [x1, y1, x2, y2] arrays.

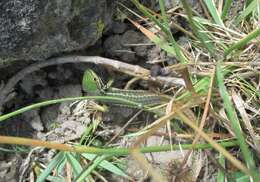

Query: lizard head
[[82, 69, 104, 94]]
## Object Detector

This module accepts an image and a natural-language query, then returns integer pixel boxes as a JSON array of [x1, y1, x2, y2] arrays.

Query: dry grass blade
[[178, 67, 215, 172], [178, 66, 196, 94], [66, 162, 72, 182], [129, 101, 195, 182], [231, 89, 260, 152], [216, 64, 259, 180], [166, 98, 175, 150], [175, 111, 251, 176], [130, 149, 166, 182], [127, 17, 177, 57]]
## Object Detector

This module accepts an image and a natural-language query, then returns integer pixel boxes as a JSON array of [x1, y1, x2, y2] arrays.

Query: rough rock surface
[[0, 0, 113, 62], [103, 30, 151, 63]]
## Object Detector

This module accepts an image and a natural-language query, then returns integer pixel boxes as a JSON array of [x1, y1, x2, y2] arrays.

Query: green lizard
[[82, 69, 166, 108]]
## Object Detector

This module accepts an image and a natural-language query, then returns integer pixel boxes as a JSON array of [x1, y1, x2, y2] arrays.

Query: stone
[[40, 105, 59, 131], [0, 0, 114, 62], [19, 71, 47, 95], [104, 30, 151, 62], [111, 21, 127, 34], [22, 110, 44, 131], [54, 84, 82, 98]]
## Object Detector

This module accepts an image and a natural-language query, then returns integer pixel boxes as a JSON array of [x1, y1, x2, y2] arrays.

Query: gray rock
[[22, 109, 44, 131], [147, 46, 166, 63], [104, 30, 150, 62], [121, 30, 149, 57], [40, 105, 59, 131], [47, 66, 73, 81], [40, 84, 82, 131], [111, 21, 127, 34], [0, 0, 114, 61], [19, 71, 47, 95], [104, 35, 127, 56], [152, 0, 198, 11], [35, 87, 55, 100], [54, 84, 82, 98]]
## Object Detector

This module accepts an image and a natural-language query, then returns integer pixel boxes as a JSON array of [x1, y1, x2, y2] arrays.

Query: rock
[[54, 84, 82, 98], [35, 87, 55, 100], [102, 106, 137, 125], [121, 30, 150, 57], [151, 0, 198, 11], [43, 100, 93, 142], [104, 30, 150, 62], [22, 110, 44, 131], [147, 46, 166, 63], [40, 84, 82, 130], [47, 66, 73, 84], [0, 0, 114, 61], [0, 155, 21, 182], [111, 21, 127, 34], [103, 34, 135, 62], [19, 71, 47, 95], [40, 105, 59, 131]]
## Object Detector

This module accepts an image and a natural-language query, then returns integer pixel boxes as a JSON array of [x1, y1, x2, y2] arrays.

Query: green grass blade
[[57, 158, 67, 175], [140, 29, 177, 56], [229, 171, 250, 182], [204, 0, 225, 27], [46, 176, 65, 182], [217, 154, 225, 182], [216, 63, 259, 180], [221, 0, 232, 20], [246, 0, 254, 6], [234, 0, 257, 25], [131, 0, 164, 32], [37, 152, 65, 182], [158, 0, 188, 63], [224, 28, 260, 57], [81, 153, 130, 178], [158, 0, 168, 26], [131, 0, 188, 63], [236, 76, 260, 98], [155, 38, 178, 57], [177, 66, 234, 101], [236, 175, 250, 182], [181, 0, 216, 55], [0, 96, 146, 122], [75, 155, 107, 182], [66, 153, 83, 177]]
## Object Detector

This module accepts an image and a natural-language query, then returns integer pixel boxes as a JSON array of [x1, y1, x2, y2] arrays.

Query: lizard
[[81, 69, 167, 110]]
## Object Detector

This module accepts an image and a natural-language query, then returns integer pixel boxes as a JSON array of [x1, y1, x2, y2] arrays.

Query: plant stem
[[0, 96, 145, 122], [224, 28, 260, 57], [0, 135, 238, 155]]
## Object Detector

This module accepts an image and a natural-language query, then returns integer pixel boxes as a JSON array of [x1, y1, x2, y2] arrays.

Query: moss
[[72, 0, 92, 15], [96, 19, 105, 37], [0, 58, 17, 68]]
